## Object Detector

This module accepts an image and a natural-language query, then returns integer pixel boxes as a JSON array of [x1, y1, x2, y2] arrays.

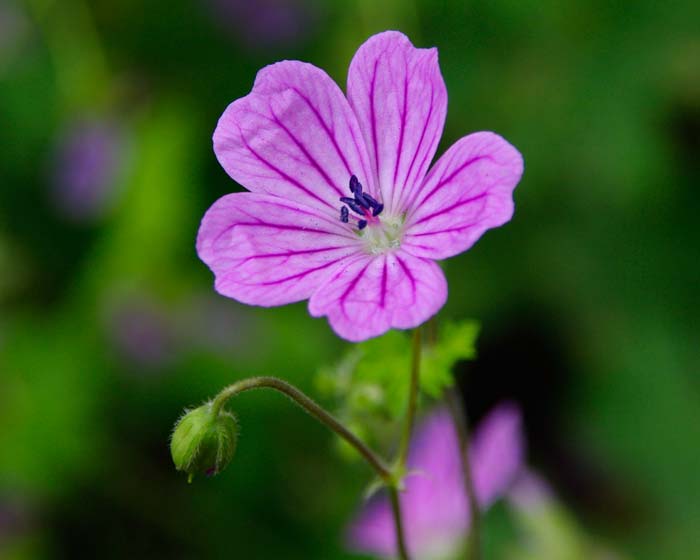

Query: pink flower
[[347, 403, 524, 559], [198, 31, 523, 341], [50, 117, 127, 222]]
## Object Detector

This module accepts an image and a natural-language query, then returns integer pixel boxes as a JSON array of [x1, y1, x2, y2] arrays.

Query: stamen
[[360, 193, 375, 208], [350, 175, 362, 195], [342, 198, 365, 216], [339, 174, 384, 230], [355, 194, 370, 209]]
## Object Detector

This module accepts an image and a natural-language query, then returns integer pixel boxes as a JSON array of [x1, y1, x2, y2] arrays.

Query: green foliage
[[316, 320, 480, 455], [421, 321, 480, 398]]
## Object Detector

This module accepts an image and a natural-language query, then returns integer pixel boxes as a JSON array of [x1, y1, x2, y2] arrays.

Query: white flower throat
[[362, 214, 404, 254]]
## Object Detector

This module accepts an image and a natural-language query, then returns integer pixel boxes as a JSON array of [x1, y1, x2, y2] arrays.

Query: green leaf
[[421, 320, 480, 398], [315, 320, 481, 459]]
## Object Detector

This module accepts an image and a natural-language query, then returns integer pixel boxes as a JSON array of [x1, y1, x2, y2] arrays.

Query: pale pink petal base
[[308, 251, 447, 342], [197, 192, 361, 306], [403, 132, 524, 260]]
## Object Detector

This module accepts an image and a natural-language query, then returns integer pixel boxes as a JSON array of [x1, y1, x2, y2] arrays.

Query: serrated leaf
[[315, 320, 481, 461], [421, 320, 480, 397]]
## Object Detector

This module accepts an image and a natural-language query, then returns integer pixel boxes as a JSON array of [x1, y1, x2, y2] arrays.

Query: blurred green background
[[1, 0, 698, 558]]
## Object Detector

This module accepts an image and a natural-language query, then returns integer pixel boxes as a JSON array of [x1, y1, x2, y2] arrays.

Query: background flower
[[347, 403, 524, 559], [49, 117, 128, 223], [207, 0, 317, 50]]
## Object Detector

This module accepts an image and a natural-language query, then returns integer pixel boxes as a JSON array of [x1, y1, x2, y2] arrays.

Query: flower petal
[[347, 404, 525, 559], [308, 251, 446, 342], [403, 132, 524, 260], [471, 402, 525, 508], [214, 61, 375, 213], [347, 31, 447, 215], [197, 192, 361, 306], [347, 408, 466, 559]]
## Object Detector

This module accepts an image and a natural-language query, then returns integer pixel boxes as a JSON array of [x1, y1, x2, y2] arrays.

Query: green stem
[[446, 389, 481, 560], [388, 327, 422, 560], [397, 327, 422, 467], [388, 485, 410, 560], [210, 376, 392, 483]]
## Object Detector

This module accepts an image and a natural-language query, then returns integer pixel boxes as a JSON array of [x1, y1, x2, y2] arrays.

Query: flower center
[[362, 214, 404, 254], [339, 175, 404, 254], [339, 175, 384, 230]]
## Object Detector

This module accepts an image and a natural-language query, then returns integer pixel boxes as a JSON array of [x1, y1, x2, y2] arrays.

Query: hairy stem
[[397, 328, 422, 467], [211, 376, 392, 483], [446, 389, 481, 560], [388, 485, 411, 560], [388, 327, 422, 560]]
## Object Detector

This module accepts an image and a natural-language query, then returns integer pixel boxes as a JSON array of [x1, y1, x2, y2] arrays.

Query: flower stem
[[388, 485, 410, 560], [388, 327, 422, 560], [210, 376, 393, 483], [446, 389, 481, 560], [397, 327, 422, 467]]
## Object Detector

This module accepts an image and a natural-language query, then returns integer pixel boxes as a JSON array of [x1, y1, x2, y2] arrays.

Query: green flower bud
[[170, 403, 238, 482]]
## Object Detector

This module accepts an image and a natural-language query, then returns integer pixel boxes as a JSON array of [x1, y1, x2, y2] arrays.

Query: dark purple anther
[[359, 193, 383, 217], [355, 193, 370, 209], [344, 199, 365, 216], [341, 174, 383, 229], [349, 175, 362, 195], [365, 192, 385, 209]]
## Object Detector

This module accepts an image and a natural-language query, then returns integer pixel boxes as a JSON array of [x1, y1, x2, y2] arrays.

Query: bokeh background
[[1, 0, 699, 558]]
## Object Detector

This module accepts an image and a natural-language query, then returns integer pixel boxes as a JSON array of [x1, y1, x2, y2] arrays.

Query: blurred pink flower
[[106, 293, 175, 372], [198, 31, 523, 341], [50, 118, 127, 222], [347, 403, 524, 559], [508, 469, 555, 512], [208, 0, 315, 50]]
